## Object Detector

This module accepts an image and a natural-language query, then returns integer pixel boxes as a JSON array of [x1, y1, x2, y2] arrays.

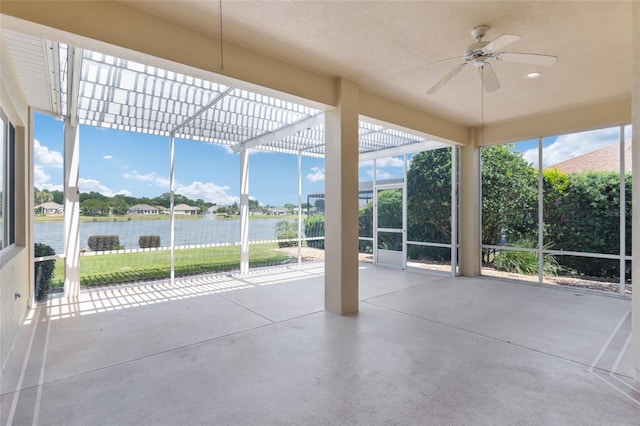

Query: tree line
[[34, 188, 305, 216], [35, 189, 218, 216]]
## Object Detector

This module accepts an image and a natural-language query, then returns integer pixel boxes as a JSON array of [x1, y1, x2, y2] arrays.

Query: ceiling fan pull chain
[[481, 66, 485, 146]]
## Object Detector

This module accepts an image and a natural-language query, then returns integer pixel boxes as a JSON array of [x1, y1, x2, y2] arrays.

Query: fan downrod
[[465, 25, 491, 60]]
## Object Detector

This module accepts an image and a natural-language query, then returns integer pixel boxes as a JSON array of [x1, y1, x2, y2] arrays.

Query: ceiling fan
[[426, 25, 557, 95]]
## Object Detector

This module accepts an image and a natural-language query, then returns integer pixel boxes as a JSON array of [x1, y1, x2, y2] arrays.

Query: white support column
[[28, 109, 36, 307], [239, 145, 250, 274], [451, 146, 458, 276], [169, 132, 175, 284], [459, 131, 481, 277], [620, 125, 626, 295], [297, 152, 303, 264], [631, 0, 639, 379], [324, 78, 359, 315], [63, 118, 80, 298]]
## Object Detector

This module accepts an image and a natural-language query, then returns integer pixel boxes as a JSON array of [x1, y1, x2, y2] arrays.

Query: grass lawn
[[50, 244, 289, 287]]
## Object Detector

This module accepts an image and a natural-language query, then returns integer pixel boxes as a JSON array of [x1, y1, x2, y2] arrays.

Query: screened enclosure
[[15, 31, 450, 295], [481, 125, 633, 294]]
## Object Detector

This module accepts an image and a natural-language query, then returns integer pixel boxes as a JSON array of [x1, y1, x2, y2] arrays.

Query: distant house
[[174, 203, 199, 215], [128, 204, 159, 215], [547, 140, 631, 174], [35, 201, 63, 215], [267, 207, 287, 216], [156, 206, 170, 215], [206, 205, 218, 215]]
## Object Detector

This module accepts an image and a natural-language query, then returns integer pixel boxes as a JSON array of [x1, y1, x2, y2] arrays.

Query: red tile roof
[[546, 140, 632, 174]]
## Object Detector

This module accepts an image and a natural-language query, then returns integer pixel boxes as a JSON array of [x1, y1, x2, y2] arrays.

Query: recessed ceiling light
[[525, 72, 542, 79]]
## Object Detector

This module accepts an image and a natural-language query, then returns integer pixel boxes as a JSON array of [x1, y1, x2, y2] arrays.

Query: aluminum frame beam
[[359, 140, 448, 163], [230, 113, 324, 153]]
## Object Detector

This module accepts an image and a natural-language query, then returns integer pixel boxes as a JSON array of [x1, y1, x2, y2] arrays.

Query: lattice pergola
[[0, 31, 448, 157]]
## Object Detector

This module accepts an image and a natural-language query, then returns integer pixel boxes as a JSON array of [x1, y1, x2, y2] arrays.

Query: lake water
[[35, 216, 297, 254]]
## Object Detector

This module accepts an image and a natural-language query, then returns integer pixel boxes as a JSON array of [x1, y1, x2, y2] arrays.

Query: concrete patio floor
[[1, 263, 638, 425]]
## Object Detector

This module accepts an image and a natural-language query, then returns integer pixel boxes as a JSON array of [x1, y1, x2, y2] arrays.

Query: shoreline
[[34, 214, 300, 223]]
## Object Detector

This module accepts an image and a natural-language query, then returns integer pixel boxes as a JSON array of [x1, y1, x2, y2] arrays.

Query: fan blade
[[427, 62, 468, 95], [484, 34, 520, 52], [424, 55, 465, 67], [477, 62, 500, 92], [496, 52, 557, 66]]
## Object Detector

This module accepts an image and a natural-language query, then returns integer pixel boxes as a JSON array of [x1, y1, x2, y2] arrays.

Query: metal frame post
[[372, 159, 378, 264], [538, 137, 544, 284], [402, 154, 408, 270], [169, 132, 175, 283], [63, 118, 80, 298], [297, 151, 303, 264], [619, 125, 626, 294], [240, 145, 250, 274], [451, 146, 458, 276]]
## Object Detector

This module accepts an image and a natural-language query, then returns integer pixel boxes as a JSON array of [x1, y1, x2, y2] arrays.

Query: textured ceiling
[[117, 0, 632, 127]]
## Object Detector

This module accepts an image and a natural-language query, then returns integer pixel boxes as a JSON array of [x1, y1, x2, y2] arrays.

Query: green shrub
[[544, 171, 631, 278], [88, 235, 121, 251], [275, 221, 298, 248], [303, 214, 325, 249], [407, 245, 451, 262], [139, 235, 161, 248], [359, 239, 373, 254], [34, 243, 56, 301], [493, 241, 559, 276]]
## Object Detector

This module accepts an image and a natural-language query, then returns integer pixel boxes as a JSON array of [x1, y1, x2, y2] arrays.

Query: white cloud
[[122, 171, 170, 188], [33, 139, 64, 190], [34, 139, 63, 168], [77, 178, 131, 197], [34, 166, 61, 191], [306, 167, 325, 182], [522, 127, 620, 168], [359, 156, 405, 168], [79, 178, 115, 196], [175, 181, 239, 205], [367, 169, 393, 180], [103, 155, 113, 160], [219, 145, 263, 155]]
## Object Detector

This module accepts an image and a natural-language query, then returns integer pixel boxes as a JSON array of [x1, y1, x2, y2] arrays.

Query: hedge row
[[139, 235, 161, 248], [88, 235, 121, 251], [80, 257, 288, 286]]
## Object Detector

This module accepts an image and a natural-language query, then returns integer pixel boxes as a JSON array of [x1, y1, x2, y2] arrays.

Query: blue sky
[[516, 125, 631, 168], [34, 113, 401, 206], [33, 113, 630, 205]]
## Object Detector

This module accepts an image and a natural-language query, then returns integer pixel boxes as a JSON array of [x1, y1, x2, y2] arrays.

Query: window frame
[[0, 106, 16, 250]]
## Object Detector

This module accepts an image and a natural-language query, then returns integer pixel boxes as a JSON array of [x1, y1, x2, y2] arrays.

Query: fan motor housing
[[464, 41, 490, 59]]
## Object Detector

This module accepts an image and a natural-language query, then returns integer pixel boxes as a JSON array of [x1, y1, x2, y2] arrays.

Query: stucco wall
[[1, 33, 32, 368], [0, 248, 30, 366]]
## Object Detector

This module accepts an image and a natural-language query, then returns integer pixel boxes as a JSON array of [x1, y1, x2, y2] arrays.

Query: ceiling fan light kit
[[426, 25, 557, 95]]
